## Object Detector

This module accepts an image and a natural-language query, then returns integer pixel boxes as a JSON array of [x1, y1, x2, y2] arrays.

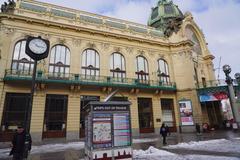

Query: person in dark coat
[[160, 123, 168, 145], [10, 125, 32, 160]]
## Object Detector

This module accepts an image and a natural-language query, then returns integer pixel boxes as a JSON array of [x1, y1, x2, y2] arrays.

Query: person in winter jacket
[[160, 123, 168, 145], [10, 125, 32, 160]]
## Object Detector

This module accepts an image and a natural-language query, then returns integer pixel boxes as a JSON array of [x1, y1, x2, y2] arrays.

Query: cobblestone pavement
[[1, 130, 239, 160]]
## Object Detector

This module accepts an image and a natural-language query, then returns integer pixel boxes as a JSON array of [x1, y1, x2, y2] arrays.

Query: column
[[30, 91, 46, 142], [152, 97, 162, 134], [129, 96, 139, 137], [66, 94, 80, 140]]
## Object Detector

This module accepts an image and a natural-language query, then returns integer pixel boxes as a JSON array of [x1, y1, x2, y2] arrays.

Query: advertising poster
[[113, 113, 131, 147], [93, 114, 112, 149], [179, 100, 194, 126]]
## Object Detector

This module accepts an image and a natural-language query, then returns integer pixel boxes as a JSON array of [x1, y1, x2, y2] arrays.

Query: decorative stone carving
[[87, 42, 96, 49], [101, 43, 110, 51], [114, 47, 121, 53], [163, 18, 184, 37], [138, 50, 145, 56], [58, 38, 66, 44], [72, 38, 82, 47], [125, 47, 133, 54], [0, 26, 15, 35], [1, 0, 16, 13]]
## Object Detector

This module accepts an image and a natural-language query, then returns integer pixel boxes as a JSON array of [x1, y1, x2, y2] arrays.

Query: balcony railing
[[4, 69, 176, 90], [197, 79, 239, 89]]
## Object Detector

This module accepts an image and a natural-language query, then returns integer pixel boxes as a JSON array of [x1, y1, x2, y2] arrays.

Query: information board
[[93, 114, 112, 149], [113, 113, 131, 147]]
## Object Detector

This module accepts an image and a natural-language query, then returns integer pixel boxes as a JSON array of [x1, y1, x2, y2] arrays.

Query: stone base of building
[[180, 126, 196, 133], [66, 131, 80, 141]]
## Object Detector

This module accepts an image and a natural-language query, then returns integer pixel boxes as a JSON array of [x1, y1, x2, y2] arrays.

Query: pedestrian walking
[[160, 123, 168, 145], [9, 125, 32, 160]]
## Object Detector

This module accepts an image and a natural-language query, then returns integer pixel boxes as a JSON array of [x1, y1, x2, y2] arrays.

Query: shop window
[[44, 95, 68, 133], [1, 93, 30, 131], [161, 98, 176, 132]]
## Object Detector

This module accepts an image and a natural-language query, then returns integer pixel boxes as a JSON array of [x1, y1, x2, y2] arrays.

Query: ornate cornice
[[0, 14, 193, 48]]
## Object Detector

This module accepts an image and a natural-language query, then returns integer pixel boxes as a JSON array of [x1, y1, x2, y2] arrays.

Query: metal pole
[[26, 60, 37, 133], [226, 75, 239, 129]]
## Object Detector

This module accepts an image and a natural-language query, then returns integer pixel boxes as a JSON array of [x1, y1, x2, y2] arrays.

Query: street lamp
[[222, 65, 239, 129]]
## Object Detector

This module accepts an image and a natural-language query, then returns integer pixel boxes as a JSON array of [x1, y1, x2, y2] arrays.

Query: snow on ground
[[0, 141, 85, 159], [133, 147, 239, 160], [1, 138, 240, 159], [132, 138, 159, 144], [165, 138, 240, 154]]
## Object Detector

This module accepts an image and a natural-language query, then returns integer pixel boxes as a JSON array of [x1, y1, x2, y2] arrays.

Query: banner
[[179, 100, 194, 126], [199, 92, 228, 102]]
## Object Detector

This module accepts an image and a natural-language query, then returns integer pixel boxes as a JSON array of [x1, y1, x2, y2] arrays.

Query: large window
[[1, 93, 30, 131], [43, 95, 68, 139], [110, 52, 126, 79], [136, 56, 149, 83], [81, 49, 99, 78], [158, 59, 170, 83], [11, 40, 34, 74], [49, 45, 70, 78], [185, 26, 202, 55]]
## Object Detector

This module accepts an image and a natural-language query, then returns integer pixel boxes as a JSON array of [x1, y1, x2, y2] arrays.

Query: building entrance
[[43, 95, 68, 139], [201, 101, 224, 129], [138, 98, 154, 133], [161, 98, 177, 132]]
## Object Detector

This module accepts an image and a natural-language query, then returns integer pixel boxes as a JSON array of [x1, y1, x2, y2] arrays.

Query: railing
[[4, 69, 176, 90], [197, 79, 239, 89]]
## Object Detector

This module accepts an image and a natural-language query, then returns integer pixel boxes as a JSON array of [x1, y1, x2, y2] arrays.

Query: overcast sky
[[1, 0, 240, 79]]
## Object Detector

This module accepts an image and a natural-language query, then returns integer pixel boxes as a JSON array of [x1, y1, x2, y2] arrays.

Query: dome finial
[[148, 0, 184, 37]]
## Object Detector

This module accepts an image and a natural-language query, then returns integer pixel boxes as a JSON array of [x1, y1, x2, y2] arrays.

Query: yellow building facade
[[0, 0, 215, 142]]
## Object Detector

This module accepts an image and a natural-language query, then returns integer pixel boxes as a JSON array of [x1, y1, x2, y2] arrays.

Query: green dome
[[148, 0, 184, 37]]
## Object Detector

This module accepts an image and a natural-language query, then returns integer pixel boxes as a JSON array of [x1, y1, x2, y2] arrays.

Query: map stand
[[84, 101, 132, 160]]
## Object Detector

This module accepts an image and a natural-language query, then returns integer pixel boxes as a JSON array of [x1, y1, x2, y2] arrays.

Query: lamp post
[[223, 65, 239, 129], [234, 72, 240, 115]]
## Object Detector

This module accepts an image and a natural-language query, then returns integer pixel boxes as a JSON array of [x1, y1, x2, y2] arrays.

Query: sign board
[[84, 101, 132, 160], [179, 100, 194, 126]]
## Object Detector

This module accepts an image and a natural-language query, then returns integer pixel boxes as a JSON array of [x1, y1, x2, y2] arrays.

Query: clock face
[[29, 38, 47, 54]]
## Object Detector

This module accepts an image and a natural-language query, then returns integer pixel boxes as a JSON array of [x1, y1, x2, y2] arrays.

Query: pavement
[[0, 130, 240, 160]]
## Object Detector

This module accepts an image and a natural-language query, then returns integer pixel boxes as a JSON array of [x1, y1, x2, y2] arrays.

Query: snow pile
[[132, 138, 159, 144], [165, 138, 240, 153], [0, 141, 85, 159], [31, 141, 84, 154], [133, 146, 178, 160], [133, 146, 239, 160]]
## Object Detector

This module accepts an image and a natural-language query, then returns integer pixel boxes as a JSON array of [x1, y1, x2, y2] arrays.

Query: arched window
[[49, 45, 70, 78], [185, 26, 202, 55], [158, 59, 170, 83], [110, 52, 126, 79], [136, 56, 149, 83], [11, 40, 34, 74], [81, 49, 99, 77]]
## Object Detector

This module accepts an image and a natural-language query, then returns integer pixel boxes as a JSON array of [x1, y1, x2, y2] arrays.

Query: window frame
[[110, 52, 126, 79], [158, 59, 170, 83], [136, 56, 149, 83]]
